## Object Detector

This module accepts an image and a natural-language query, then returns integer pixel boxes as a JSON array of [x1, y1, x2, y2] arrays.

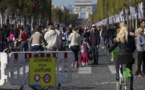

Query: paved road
[[0, 48, 145, 90]]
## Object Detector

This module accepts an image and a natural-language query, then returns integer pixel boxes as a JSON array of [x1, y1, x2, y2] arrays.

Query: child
[[80, 38, 90, 66]]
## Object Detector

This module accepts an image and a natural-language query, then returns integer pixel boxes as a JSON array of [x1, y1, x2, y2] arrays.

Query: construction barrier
[[0, 53, 8, 86], [8, 51, 75, 87]]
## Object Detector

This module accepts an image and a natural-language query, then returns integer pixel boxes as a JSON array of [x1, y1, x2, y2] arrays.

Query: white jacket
[[44, 30, 59, 49], [69, 31, 81, 46]]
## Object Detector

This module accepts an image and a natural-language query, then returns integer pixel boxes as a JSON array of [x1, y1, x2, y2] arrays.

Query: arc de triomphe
[[74, 0, 92, 19]]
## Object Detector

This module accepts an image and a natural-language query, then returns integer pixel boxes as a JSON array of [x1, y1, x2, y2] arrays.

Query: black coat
[[109, 36, 135, 53], [109, 35, 136, 64], [102, 28, 111, 38], [90, 31, 100, 46]]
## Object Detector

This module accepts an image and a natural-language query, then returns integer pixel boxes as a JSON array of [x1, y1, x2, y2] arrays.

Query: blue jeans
[[60, 41, 66, 51], [20, 42, 28, 51], [47, 47, 57, 51], [31, 45, 43, 51]]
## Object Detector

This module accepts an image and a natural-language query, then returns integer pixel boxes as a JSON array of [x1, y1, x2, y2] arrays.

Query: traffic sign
[[29, 57, 56, 87]]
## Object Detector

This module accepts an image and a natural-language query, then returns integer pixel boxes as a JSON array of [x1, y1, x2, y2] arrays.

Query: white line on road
[[96, 81, 116, 85], [108, 65, 116, 74], [78, 66, 92, 74]]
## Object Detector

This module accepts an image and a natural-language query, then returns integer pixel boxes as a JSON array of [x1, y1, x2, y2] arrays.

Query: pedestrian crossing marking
[[108, 65, 116, 74], [78, 67, 92, 74]]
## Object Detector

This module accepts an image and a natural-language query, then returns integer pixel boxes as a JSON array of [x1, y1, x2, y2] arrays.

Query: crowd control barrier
[[0, 53, 8, 86], [0, 51, 75, 90]]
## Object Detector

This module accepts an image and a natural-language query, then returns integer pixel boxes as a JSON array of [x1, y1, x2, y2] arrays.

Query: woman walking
[[109, 22, 136, 90], [69, 27, 81, 68], [30, 26, 47, 51], [135, 28, 145, 76]]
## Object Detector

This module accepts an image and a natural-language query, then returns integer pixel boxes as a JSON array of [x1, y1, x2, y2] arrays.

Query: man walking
[[90, 25, 100, 65], [44, 25, 60, 51]]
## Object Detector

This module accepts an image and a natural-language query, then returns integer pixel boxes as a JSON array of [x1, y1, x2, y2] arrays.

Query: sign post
[[29, 57, 56, 87]]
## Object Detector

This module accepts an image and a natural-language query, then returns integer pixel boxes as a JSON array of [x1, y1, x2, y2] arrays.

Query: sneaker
[[85, 63, 88, 66], [82, 62, 85, 66], [138, 74, 142, 77]]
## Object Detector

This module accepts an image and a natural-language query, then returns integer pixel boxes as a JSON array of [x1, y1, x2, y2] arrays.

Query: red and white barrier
[[0, 53, 8, 85], [9, 51, 75, 85]]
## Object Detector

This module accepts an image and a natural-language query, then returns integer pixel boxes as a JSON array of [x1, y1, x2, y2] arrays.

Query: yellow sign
[[29, 57, 56, 87]]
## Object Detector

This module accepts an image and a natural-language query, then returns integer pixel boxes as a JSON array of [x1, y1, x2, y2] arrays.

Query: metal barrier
[[0, 53, 8, 85], [8, 51, 75, 86]]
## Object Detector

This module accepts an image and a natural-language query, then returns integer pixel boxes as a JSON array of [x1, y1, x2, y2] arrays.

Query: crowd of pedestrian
[[1, 20, 145, 86]]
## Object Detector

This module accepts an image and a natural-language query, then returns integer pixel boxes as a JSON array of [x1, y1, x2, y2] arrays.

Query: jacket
[[109, 35, 136, 64], [68, 31, 81, 46], [90, 31, 100, 46], [109, 35, 136, 54], [102, 28, 111, 38], [44, 30, 59, 49], [136, 35, 145, 52]]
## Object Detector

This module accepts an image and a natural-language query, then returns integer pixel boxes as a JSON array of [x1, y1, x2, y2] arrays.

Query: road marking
[[96, 81, 116, 85], [108, 65, 116, 74], [78, 66, 92, 74]]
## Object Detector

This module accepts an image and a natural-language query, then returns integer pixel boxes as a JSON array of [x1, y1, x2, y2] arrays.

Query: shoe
[[111, 59, 113, 61], [82, 62, 85, 66], [73, 61, 77, 68], [85, 63, 88, 66], [138, 74, 143, 77]]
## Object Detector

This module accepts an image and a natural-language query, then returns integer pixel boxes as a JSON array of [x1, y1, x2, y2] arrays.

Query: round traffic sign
[[34, 74, 40, 81], [43, 74, 51, 83]]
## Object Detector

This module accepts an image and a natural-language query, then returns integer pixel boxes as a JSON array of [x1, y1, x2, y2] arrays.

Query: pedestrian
[[44, 25, 60, 51], [135, 28, 144, 76], [79, 38, 90, 66], [60, 27, 67, 51], [0, 28, 5, 52], [19, 27, 29, 51], [90, 25, 100, 65], [102, 26, 111, 51], [30, 26, 47, 51], [109, 22, 136, 90], [69, 27, 81, 68], [8, 30, 15, 50], [139, 20, 145, 76]]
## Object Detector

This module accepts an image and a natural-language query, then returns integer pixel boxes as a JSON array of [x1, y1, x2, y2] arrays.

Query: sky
[[52, 0, 97, 7]]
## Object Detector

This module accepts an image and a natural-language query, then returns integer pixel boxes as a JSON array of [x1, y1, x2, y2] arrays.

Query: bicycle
[[116, 64, 132, 90]]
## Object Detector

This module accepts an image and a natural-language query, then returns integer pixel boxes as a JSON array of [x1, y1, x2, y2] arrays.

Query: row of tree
[[0, 0, 78, 28], [0, 0, 52, 27], [52, 8, 78, 25], [92, 0, 145, 23]]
